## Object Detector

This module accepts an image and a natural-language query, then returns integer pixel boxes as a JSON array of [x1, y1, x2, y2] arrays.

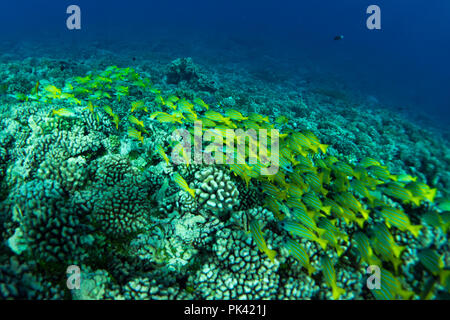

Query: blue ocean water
[[1, 0, 449, 128]]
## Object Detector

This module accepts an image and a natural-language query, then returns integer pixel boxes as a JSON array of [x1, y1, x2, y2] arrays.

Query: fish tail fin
[[392, 257, 403, 273], [392, 245, 405, 259], [310, 144, 319, 153], [316, 228, 327, 237], [369, 255, 382, 267], [411, 196, 422, 207], [332, 285, 345, 300], [408, 225, 423, 238], [319, 144, 329, 154], [266, 249, 277, 263], [355, 217, 365, 229], [426, 188, 437, 202], [399, 289, 414, 300], [389, 174, 398, 181], [188, 188, 196, 199], [360, 208, 370, 220], [336, 245, 344, 257], [439, 270, 450, 287], [306, 264, 316, 276], [321, 206, 331, 216], [316, 237, 328, 250]]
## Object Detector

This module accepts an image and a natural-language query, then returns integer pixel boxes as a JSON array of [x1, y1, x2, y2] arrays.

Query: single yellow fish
[[131, 100, 147, 112], [127, 127, 144, 144], [112, 114, 120, 129], [52, 108, 75, 117], [194, 97, 209, 110], [128, 115, 145, 128], [225, 109, 248, 121], [173, 172, 196, 198], [156, 144, 170, 165]]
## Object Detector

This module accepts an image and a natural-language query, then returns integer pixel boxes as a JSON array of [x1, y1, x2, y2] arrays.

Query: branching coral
[[0, 63, 447, 301]]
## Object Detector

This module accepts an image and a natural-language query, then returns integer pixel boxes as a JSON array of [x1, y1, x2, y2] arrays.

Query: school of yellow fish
[[15, 65, 450, 300]]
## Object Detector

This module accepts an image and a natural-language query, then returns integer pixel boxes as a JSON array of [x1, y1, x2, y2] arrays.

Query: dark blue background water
[[1, 0, 449, 128]]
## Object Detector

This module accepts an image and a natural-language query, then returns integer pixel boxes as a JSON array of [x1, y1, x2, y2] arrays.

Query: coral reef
[[0, 54, 448, 302]]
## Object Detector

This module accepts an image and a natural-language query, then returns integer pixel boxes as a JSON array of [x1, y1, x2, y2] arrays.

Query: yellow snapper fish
[[406, 181, 437, 203], [350, 179, 376, 204], [382, 182, 422, 207], [261, 182, 287, 201], [172, 172, 196, 198], [379, 206, 422, 238], [229, 163, 252, 187], [248, 112, 269, 123], [317, 218, 349, 242], [303, 130, 328, 154], [150, 111, 183, 124], [44, 85, 62, 98], [359, 157, 383, 168], [396, 174, 417, 183], [372, 268, 414, 300], [155, 94, 165, 105], [156, 144, 170, 165], [193, 97, 209, 110], [241, 119, 261, 131], [352, 232, 381, 266], [204, 110, 233, 127], [291, 204, 320, 231], [127, 127, 144, 144], [367, 165, 398, 181], [275, 115, 289, 125], [371, 223, 405, 271], [32, 81, 40, 96], [279, 220, 328, 250], [149, 87, 161, 95], [83, 101, 100, 122], [173, 142, 191, 167], [321, 229, 345, 256], [302, 191, 331, 216], [178, 99, 194, 113], [131, 100, 148, 113], [332, 161, 354, 177], [183, 110, 198, 122], [52, 108, 76, 117], [422, 210, 450, 234], [166, 95, 180, 104], [165, 100, 177, 111], [417, 249, 450, 287], [288, 132, 313, 156], [263, 197, 283, 219], [128, 115, 145, 128], [103, 105, 115, 117], [225, 109, 248, 121], [112, 114, 120, 129], [321, 255, 345, 300], [284, 238, 316, 275], [334, 192, 370, 220], [324, 198, 364, 228], [197, 118, 217, 128], [249, 220, 277, 263], [74, 75, 91, 84]]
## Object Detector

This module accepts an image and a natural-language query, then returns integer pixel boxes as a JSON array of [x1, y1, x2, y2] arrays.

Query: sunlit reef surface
[[0, 41, 449, 300]]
